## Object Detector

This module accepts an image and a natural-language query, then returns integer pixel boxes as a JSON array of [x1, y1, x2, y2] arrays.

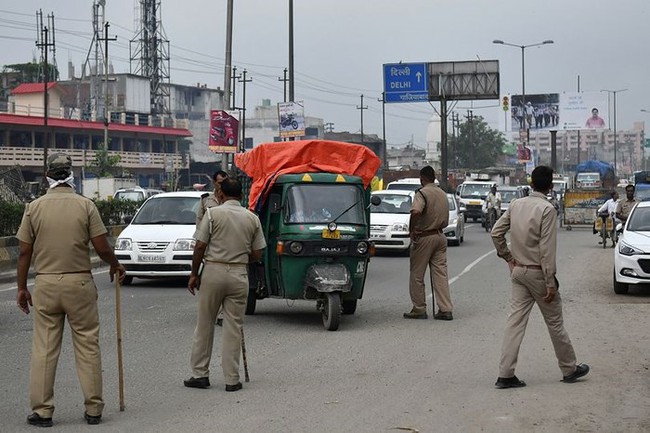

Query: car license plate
[[469, 200, 481, 205], [138, 255, 165, 263], [322, 229, 341, 240]]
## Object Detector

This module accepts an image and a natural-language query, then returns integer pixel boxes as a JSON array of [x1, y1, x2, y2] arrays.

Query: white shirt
[[598, 198, 619, 220]]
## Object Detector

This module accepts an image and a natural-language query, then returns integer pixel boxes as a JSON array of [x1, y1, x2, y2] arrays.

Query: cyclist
[[596, 191, 619, 247], [485, 184, 502, 230]]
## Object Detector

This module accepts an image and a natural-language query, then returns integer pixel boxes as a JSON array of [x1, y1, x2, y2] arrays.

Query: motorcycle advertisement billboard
[[209, 110, 239, 153], [559, 91, 609, 130], [278, 101, 305, 138]]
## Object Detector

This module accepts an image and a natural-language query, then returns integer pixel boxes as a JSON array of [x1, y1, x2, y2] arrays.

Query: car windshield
[[114, 191, 145, 201], [372, 194, 412, 214], [500, 190, 519, 203], [285, 184, 365, 224], [627, 206, 650, 231], [446, 195, 456, 211], [577, 174, 598, 182], [387, 183, 420, 191], [458, 184, 492, 198], [132, 197, 200, 224]]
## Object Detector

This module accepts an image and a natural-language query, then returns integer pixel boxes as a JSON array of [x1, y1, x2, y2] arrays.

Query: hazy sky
[[1, 0, 648, 147]]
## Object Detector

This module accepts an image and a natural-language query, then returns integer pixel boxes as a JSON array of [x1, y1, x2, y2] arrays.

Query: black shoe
[[184, 376, 210, 389], [225, 382, 243, 392], [434, 311, 453, 321], [216, 318, 223, 327], [27, 413, 53, 428], [562, 364, 590, 383], [495, 375, 527, 389], [84, 412, 102, 425]]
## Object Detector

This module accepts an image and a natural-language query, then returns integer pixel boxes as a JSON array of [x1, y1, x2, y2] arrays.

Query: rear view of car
[[113, 191, 205, 285]]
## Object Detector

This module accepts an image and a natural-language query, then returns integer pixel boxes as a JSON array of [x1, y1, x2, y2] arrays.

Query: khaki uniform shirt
[[195, 200, 266, 264], [411, 183, 449, 231], [195, 193, 221, 226], [491, 191, 557, 288], [615, 198, 639, 220], [16, 187, 107, 273]]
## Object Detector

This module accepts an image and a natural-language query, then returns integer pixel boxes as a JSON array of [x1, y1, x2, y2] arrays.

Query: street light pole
[[601, 88, 628, 176], [640, 109, 650, 171], [493, 39, 554, 166]]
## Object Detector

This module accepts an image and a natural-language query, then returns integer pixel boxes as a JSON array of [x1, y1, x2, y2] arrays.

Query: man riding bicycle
[[484, 184, 502, 230], [596, 190, 619, 247]]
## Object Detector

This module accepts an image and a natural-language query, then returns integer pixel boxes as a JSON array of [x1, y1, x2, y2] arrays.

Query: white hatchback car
[[370, 190, 414, 253], [113, 191, 206, 285], [613, 200, 649, 294]]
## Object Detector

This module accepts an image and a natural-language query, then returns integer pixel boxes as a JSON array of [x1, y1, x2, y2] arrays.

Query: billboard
[[510, 93, 560, 131], [278, 101, 305, 138], [208, 110, 239, 153], [559, 91, 609, 130]]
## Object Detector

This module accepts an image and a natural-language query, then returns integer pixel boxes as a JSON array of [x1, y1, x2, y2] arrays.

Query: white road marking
[[427, 248, 498, 300]]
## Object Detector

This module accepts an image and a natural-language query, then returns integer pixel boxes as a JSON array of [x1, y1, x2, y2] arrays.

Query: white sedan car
[[613, 200, 650, 294], [370, 190, 414, 253]]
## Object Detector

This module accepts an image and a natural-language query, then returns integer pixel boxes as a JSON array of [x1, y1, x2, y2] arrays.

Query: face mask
[[47, 173, 75, 189]]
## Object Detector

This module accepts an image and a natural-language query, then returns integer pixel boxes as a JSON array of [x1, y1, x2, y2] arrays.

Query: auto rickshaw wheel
[[245, 287, 257, 315], [322, 292, 341, 331], [342, 299, 357, 315]]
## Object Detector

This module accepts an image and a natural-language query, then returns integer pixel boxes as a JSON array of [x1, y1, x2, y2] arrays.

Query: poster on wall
[[208, 110, 239, 153], [278, 101, 305, 138], [559, 91, 609, 130]]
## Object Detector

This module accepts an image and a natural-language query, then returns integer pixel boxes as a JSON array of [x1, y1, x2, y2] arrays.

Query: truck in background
[[456, 180, 499, 222], [82, 177, 138, 200], [633, 170, 650, 201], [575, 160, 617, 189]]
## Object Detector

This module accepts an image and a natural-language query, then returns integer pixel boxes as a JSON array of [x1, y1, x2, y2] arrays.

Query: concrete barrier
[[0, 225, 126, 284]]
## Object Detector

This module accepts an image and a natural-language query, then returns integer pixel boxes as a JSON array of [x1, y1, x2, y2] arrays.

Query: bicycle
[[485, 207, 497, 232], [597, 211, 616, 248]]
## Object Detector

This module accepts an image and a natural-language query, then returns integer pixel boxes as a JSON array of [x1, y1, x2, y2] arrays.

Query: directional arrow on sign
[[416, 72, 422, 83]]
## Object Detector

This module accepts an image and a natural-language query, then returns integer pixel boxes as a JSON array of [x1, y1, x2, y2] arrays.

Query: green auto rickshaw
[[235, 140, 381, 331]]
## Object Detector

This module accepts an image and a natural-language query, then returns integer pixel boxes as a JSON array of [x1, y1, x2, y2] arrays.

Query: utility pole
[[577, 75, 581, 167], [231, 66, 241, 110], [288, 0, 295, 140], [224, 0, 234, 109], [467, 110, 474, 169], [238, 70, 252, 152], [324, 122, 334, 133], [99, 22, 117, 152], [278, 68, 289, 103], [378, 92, 387, 170], [36, 12, 55, 188], [356, 94, 368, 143]]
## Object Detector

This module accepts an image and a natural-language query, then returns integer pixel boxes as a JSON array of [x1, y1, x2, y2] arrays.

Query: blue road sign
[[383, 63, 429, 103]]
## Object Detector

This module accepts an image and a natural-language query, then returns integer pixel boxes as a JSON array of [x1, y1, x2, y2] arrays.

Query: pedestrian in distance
[[16, 152, 126, 427], [491, 165, 589, 389], [403, 166, 454, 321], [184, 178, 266, 392], [195, 170, 229, 326]]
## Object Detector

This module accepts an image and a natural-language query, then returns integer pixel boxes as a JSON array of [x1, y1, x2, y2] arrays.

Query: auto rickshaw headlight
[[289, 241, 303, 254], [328, 222, 338, 232], [356, 241, 369, 255]]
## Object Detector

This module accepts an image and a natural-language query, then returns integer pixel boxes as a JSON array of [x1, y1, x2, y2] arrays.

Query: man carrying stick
[[185, 178, 265, 392], [16, 153, 125, 427]]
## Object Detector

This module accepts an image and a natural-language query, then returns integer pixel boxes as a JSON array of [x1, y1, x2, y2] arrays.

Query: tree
[[86, 144, 122, 178], [449, 115, 508, 169]]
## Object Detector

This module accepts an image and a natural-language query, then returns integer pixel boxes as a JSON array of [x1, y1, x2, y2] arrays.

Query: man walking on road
[[184, 178, 266, 392], [491, 165, 589, 389], [615, 184, 639, 224], [403, 165, 453, 321], [16, 152, 125, 427]]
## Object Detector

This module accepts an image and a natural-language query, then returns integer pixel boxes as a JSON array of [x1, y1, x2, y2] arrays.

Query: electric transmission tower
[[129, 0, 171, 117]]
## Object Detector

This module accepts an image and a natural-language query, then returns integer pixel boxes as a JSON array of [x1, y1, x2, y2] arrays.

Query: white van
[[386, 177, 438, 191]]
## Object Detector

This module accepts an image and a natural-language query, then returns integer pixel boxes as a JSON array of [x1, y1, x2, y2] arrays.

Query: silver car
[[445, 193, 465, 246]]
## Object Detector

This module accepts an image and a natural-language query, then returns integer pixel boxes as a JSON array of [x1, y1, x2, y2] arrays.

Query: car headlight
[[115, 238, 132, 251], [391, 223, 409, 232], [619, 241, 643, 256], [356, 241, 369, 254], [173, 238, 196, 251], [450, 218, 458, 225]]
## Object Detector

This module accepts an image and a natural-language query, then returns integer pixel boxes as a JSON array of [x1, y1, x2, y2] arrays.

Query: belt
[[37, 270, 92, 276], [515, 264, 542, 270], [205, 259, 247, 266], [418, 228, 444, 237]]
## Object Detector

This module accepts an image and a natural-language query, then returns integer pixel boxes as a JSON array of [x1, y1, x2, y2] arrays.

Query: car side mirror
[[616, 222, 623, 234], [370, 195, 382, 206]]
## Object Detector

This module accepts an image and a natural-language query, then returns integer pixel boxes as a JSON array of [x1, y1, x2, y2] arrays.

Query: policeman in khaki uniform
[[184, 178, 266, 392], [491, 165, 589, 389], [403, 166, 454, 321], [16, 153, 125, 427]]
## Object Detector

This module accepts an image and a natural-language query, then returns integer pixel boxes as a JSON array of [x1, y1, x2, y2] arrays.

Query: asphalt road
[[1, 222, 649, 433]]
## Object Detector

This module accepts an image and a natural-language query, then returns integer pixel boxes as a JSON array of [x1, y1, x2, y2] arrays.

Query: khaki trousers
[[190, 263, 248, 385], [409, 233, 453, 313], [30, 273, 103, 418], [499, 266, 577, 378]]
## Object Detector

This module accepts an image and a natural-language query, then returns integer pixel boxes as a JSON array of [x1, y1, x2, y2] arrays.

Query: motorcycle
[[280, 113, 299, 130]]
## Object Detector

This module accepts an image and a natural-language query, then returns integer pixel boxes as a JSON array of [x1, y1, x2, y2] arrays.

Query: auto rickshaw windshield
[[285, 184, 366, 224]]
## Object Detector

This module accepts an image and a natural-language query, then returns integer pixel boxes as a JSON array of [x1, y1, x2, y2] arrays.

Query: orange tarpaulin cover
[[235, 140, 381, 211]]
